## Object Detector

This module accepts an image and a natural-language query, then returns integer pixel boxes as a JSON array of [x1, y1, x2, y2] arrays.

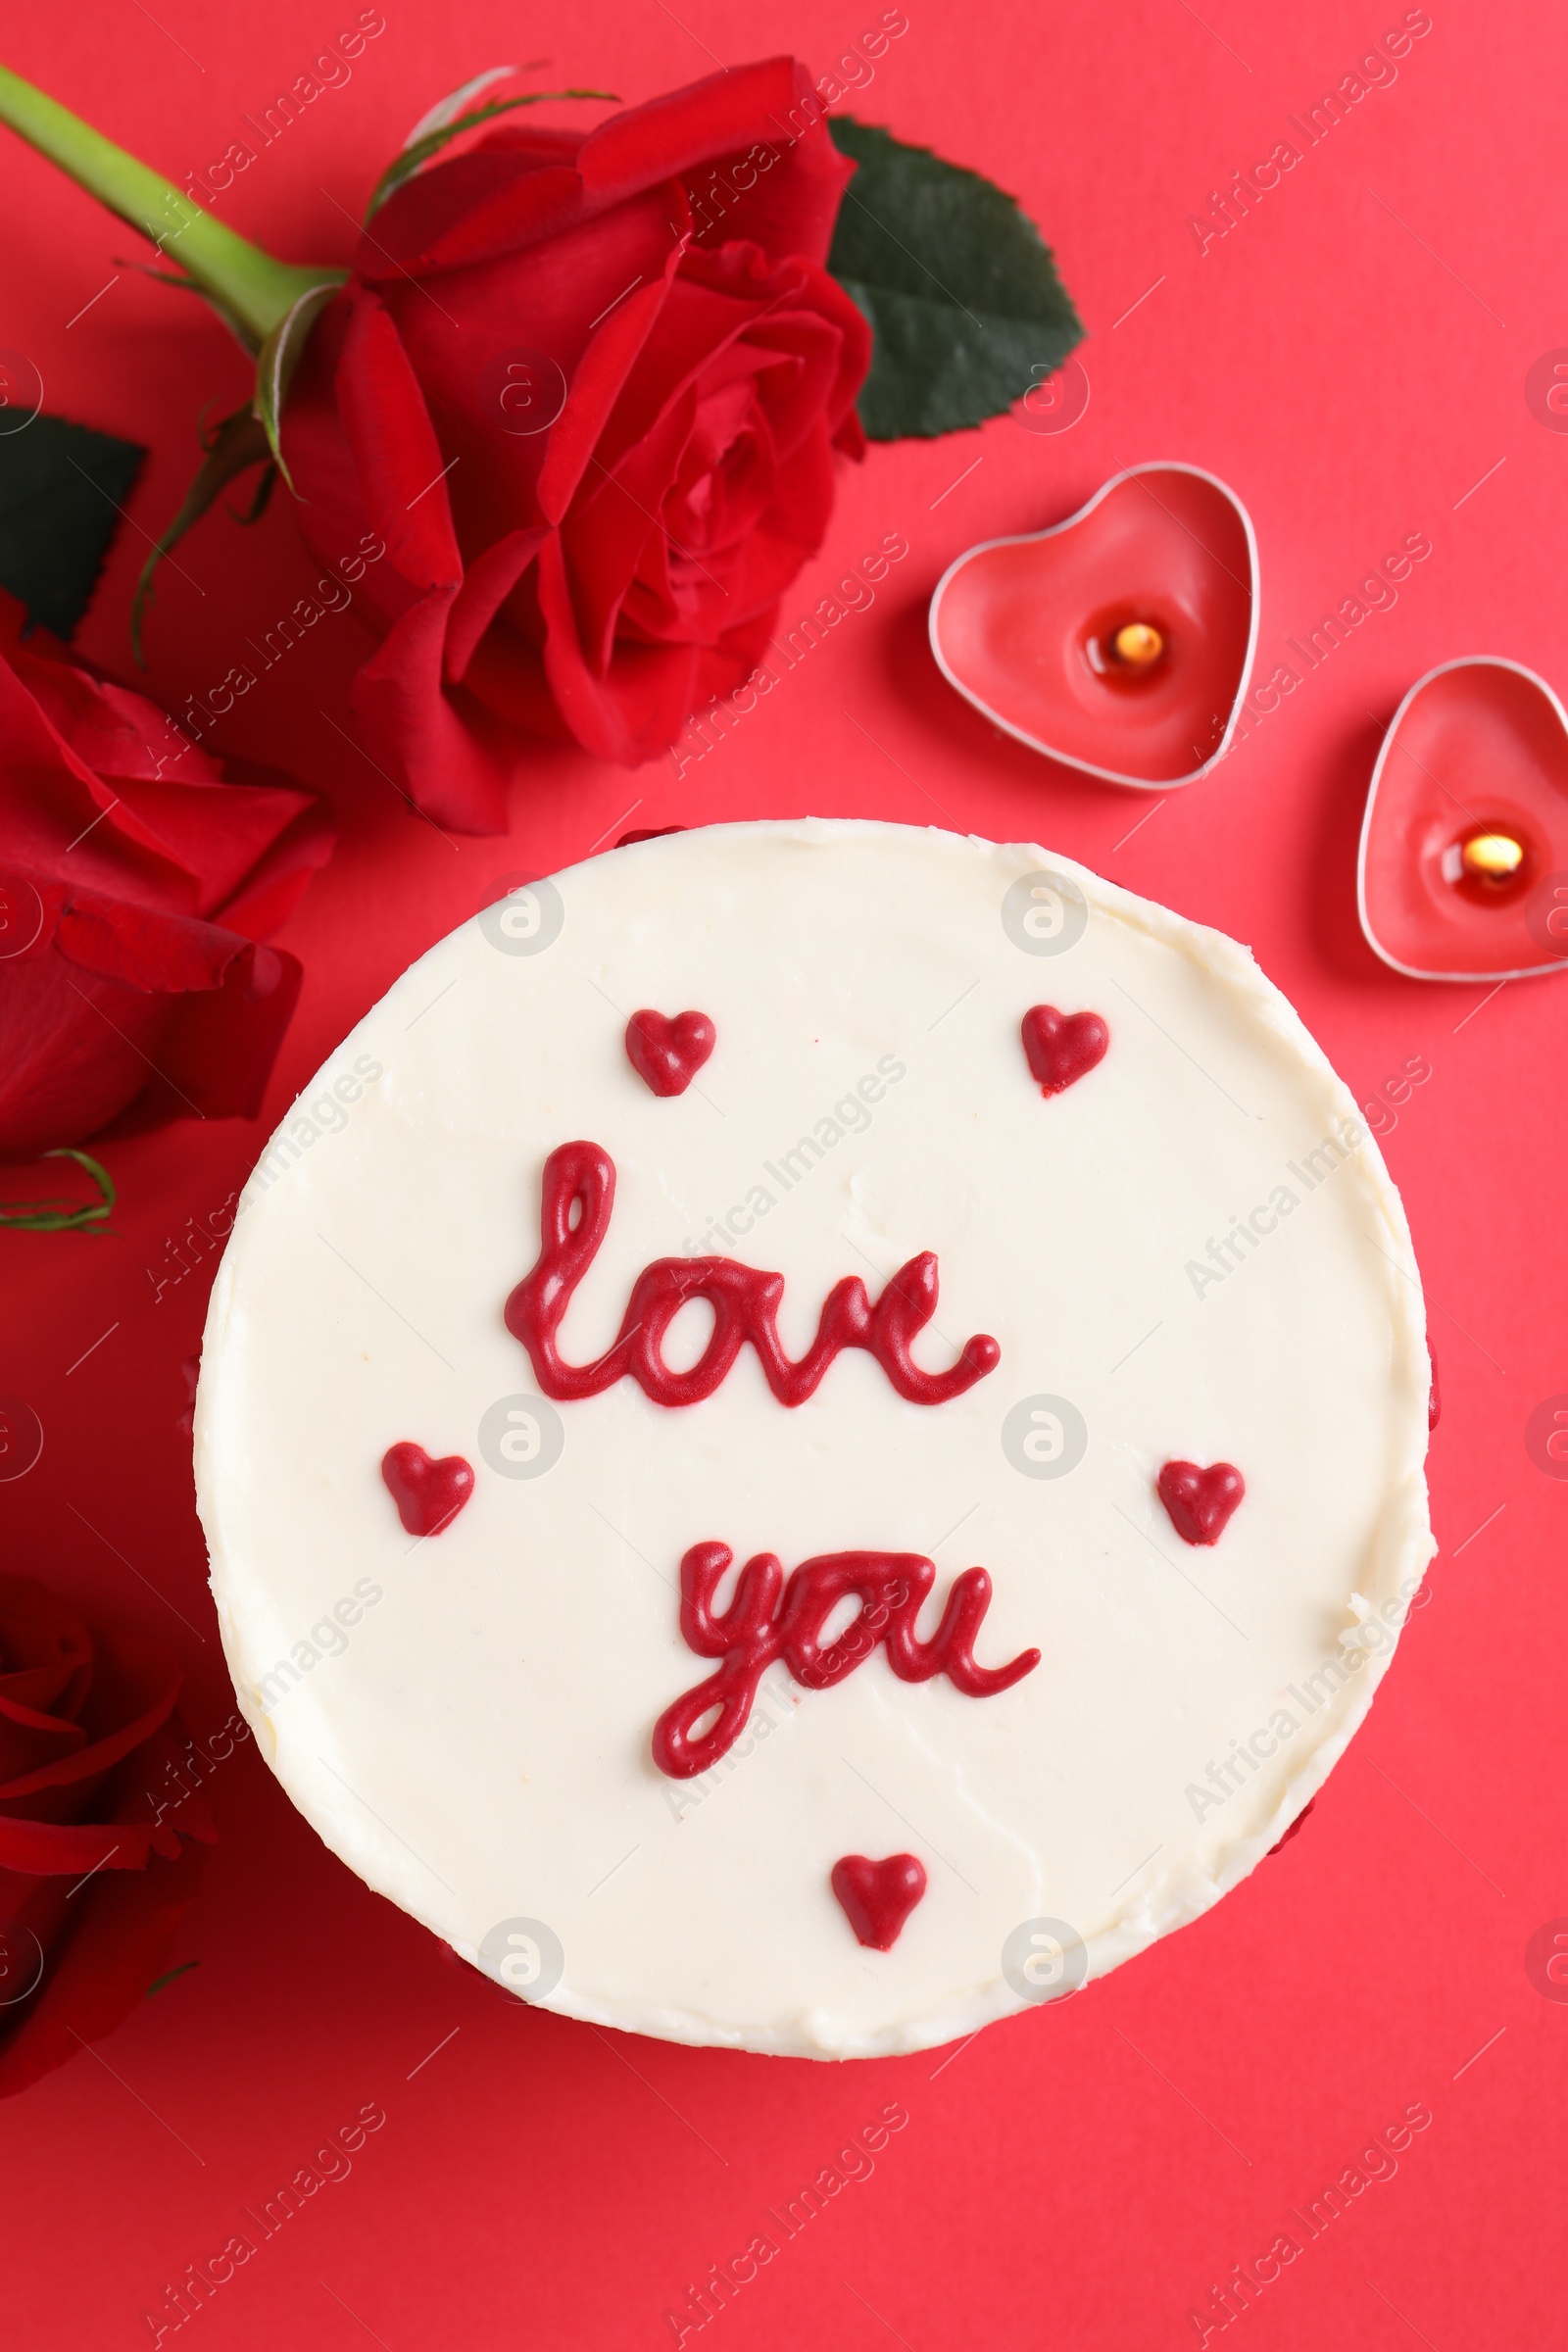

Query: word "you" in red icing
[[653, 1543, 1040, 1778], [506, 1142, 999, 1408]]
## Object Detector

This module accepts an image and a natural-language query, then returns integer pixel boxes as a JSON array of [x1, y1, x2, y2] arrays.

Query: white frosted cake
[[195, 819, 1433, 2058]]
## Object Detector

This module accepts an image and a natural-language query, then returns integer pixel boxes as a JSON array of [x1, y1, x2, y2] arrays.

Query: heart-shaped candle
[[624, 1008, 716, 1097], [1357, 658, 1568, 981], [928, 463, 1258, 789], [381, 1443, 474, 1538]]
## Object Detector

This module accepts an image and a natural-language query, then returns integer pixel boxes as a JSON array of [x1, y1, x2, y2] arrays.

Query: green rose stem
[[0, 1150, 117, 1235], [0, 63, 611, 648], [0, 62, 351, 645], [0, 63, 328, 342]]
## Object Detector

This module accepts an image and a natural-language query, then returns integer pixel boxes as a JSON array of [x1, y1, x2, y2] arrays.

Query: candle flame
[[1111, 621, 1164, 668], [1461, 832, 1524, 878]]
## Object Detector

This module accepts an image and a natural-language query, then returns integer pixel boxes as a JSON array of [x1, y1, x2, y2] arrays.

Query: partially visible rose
[[0, 1575, 218, 2099], [283, 56, 871, 828], [0, 595, 333, 1155]]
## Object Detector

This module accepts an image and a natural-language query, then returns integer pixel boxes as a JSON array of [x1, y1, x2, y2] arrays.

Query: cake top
[[196, 819, 1433, 2058]]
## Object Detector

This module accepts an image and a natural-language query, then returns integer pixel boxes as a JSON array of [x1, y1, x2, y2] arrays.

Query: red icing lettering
[[831, 1852, 927, 1948], [1157, 1458, 1245, 1545], [506, 1142, 999, 1408], [1021, 1004, 1109, 1095], [381, 1443, 474, 1536], [652, 1541, 1040, 1778]]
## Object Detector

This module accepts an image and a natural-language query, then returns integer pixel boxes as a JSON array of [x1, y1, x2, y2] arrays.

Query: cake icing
[[195, 819, 1433, 2058]]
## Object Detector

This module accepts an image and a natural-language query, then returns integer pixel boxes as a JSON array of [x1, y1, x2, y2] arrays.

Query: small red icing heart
[[625, 1009, 716, 1097], [831, 1853, 927, 1950], [1021, 1004, 1109, 1096], [928, 464, 1258, 788], [1157, 1459, 1245, 1546], [381, 1443, 474, 1537], [1358, 658, 1568, 980]]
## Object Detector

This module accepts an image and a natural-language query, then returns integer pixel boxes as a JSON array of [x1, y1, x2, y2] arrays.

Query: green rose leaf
[[0, 414, 145, 640], [827, 118, 1083, 441]]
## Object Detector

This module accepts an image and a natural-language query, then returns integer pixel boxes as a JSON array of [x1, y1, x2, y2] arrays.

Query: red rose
[[0, 1575, 220, 2099], [0, 596, 332, 1156], [283, 57, 870, 830]]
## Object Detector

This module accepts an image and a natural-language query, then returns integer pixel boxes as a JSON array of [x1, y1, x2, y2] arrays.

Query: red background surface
[[4, 3, 1565, 2344]]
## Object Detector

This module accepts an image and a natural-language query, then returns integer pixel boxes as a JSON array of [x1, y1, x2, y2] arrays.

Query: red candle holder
[[927, 463, 1258, 790], [1357, 658, 1568, 982]]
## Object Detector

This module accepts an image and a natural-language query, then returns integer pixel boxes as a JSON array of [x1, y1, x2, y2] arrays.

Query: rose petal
[[336, 289, 464, 586], [104, 774, 324, 920], [56, 896, 253, 993], [582, 59, 853, 268], [536, 273, 676, 527], [444, 528, 548, 682], [564, 384, 703, 667], [532, 532, 703, 760], [0, 1624, 180, 1807], [7, 641, 224, 789], [0, 1836, 206, 2099], [0, 1576, 94, 1710], [197, 763, 336, 941], [0, 1699, 88, 1787], [366, 155, 587, 278], [156, 943, 305, 1121], [349, 586, 514, 832], [0, 953, 172, 1157]]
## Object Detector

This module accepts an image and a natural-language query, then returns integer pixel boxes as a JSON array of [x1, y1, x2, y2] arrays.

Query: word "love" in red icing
[[653, 1543, 1040, 1778], [506, 1142, 999, 1408]]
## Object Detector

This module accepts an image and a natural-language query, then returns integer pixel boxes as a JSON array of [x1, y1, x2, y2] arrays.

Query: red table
[[5, 3, 1565, 2344]]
